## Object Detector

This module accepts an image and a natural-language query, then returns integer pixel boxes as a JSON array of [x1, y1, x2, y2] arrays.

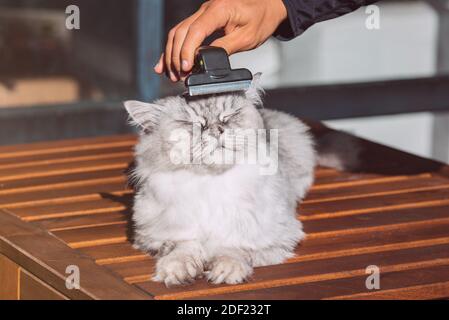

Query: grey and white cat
[[124, 74, 316, 287]]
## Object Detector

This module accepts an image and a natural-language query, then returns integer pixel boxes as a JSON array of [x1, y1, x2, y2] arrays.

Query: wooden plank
[[0, 209, 150, 299], [329, 281, 449, 300], [0, 134, 135, 158], [300, 187, 449, 220], [313, 172, 385, 185], [20, 270, 67, 300], [78, 242, 148, 265], [303, 205, 449, 235], [33, 212, 128, 232], [306, 175, 448, 203], [0, 169, 126, 194], [134, 243, 449, 299], [0, 183, 131, 209], [11, 197, 131, 221], [52, 224, 129, 248], [105, 258, 155, 283], [192, 264, 449, 300], [0, 176, 127, 197], [0, 253, 20, 300], [0, 146, 132, 168], [0, 156, 131, 182], [310, 173, 433, 191]]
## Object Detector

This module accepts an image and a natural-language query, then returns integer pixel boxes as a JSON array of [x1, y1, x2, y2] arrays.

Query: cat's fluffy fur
[[124, 74, 316, 286]]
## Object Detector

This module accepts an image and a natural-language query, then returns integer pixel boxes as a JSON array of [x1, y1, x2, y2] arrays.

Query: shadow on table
[[311, 123, 447, 176]]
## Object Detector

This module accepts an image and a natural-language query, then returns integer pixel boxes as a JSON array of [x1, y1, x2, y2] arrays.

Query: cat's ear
[[123, 100, 162, 131], [245, 72, 264, 106]]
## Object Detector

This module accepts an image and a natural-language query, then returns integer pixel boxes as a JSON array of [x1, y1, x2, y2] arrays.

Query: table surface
[[1, 123, 449, 300]]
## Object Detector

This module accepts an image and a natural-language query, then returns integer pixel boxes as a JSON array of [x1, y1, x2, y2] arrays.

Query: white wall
[[230, 1, 445, 162]]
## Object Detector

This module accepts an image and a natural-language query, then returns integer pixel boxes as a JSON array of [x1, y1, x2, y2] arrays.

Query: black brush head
[[185, 46, 253, 96]]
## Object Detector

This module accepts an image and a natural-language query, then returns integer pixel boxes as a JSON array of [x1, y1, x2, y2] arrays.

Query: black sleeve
[[274, 0, 379, 40]]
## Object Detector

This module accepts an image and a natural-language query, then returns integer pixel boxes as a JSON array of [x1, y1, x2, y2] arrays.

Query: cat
[[124, 74, 316, 287]]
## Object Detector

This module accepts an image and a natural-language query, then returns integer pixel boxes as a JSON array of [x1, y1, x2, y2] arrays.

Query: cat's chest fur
[[141, 164, 284, 247], [148, 164, 261, 209]]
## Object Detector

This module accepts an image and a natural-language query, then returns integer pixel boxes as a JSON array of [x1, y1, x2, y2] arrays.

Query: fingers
[[171, 6, 207, 77], [157, 1, 246, 81], [160, 4, 209, 82], [165, 27, 178, 81], [180, 5, 231, 73], [154, 54, 164, 74], [171, 24, 191, 79]]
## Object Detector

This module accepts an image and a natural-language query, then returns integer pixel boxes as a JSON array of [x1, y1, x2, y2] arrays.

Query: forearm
[[275, 0, 379, 40]]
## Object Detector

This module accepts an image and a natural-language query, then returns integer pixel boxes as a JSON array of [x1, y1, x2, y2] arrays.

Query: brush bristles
[[188, 80, 251, 97]]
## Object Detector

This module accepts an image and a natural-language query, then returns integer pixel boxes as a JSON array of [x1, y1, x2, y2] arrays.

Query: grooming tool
[[185, 46, 253, 97]]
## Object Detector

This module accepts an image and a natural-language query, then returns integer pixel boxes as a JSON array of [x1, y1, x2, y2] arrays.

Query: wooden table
[[1, 123, 449, 300]]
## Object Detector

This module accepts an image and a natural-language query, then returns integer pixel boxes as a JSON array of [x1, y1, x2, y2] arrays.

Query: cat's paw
[[207, 255, 253, 285], [153, 253, 204, 287]]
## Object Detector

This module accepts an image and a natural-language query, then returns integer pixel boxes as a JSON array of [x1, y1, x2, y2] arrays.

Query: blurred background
[[1, 0, 449, 163]]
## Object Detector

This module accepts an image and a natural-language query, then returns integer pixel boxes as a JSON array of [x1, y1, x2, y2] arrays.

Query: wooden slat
[[0, 169, 126, 195], [0, 147, 132, 168], [0, 134, 135, 158], [0, 209, 150, 300], [301, 187, 449, 220], [0, 253, 20, 300], [0, 184, 131, 209], [52, 224, 129, 248], [135, 244, 449, 299], [310, 173, 433, 191], [0, 156, 131, 182], [313, 172, 384, 185], [33, 211, 128, 232], [78, 242, 148, 265], [11, 197, 131, 221], [20, 270, 68, 300], [198, 266, 449, 300], [303, 204, 449, 235], [105, 259, 156, 283], [306, 175, 447, 203], [328, 281, 449, 300]]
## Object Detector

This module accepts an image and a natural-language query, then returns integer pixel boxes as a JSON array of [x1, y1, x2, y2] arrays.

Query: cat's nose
[[209, 126, 224, 138]]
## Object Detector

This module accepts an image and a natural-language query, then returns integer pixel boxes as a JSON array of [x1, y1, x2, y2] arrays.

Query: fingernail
[[169, 72, 177, 82], [182, 60, 189, 71]]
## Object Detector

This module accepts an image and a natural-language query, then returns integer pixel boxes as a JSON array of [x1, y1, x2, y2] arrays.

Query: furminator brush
[[185, 46, 253, 97]]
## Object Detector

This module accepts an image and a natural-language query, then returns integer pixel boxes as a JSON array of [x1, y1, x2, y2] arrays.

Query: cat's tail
[[314, 130, 362, 172]]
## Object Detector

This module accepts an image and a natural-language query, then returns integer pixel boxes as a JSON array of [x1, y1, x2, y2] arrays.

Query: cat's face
[[124, 74, 264, 174]]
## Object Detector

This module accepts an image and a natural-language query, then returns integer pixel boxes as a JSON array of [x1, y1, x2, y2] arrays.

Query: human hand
[[154, 0, 287, 82]]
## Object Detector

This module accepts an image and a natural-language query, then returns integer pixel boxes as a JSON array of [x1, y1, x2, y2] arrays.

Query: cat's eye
[[174, 119, 192, 126], [219, 110, 240, 124]]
